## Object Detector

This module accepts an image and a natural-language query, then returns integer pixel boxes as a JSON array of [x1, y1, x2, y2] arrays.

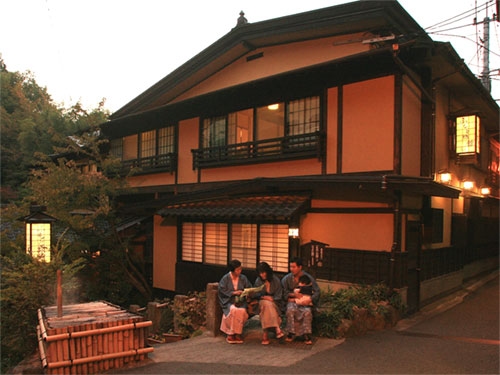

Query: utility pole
[[480, 16, 491, 93]]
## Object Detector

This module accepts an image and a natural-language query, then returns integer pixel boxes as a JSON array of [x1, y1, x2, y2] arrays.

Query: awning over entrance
[[119, 174, 461, 219], [157, 195, 310, 220]]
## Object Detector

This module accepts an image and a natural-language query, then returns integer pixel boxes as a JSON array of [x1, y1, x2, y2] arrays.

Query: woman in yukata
[[254, 262, 285, 345], [218, 259, 252, 344]]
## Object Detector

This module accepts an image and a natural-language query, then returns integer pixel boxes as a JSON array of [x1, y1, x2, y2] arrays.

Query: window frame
[[109, 124, 177, 174], [194, 95, 323, 169], [180, 221, 290, 272]]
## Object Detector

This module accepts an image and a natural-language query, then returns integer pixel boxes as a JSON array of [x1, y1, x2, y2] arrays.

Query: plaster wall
[[153, 215, 177, 291], [174, 33, 370, 102], [433, 87, 451, 175], [177, 118, 199, 184], [342, 76, 394, 173], [199, 158, 321, 182], [127, 172, 175, 188], [401, 76, 421, 176], [300, 212, 393, 250]]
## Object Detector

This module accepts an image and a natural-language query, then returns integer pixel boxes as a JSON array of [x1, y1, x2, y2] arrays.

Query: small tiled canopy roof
[[157, 195, 309, 220]]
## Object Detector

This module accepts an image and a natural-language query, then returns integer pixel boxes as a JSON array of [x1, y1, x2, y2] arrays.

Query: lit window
[[231, 224, 257, 267], [259, 224, 289, 272], [204, 223, 228, 265], [182, 223, 203, 262], [158, 126, 175, 154], [141, 130, 156, 158], [256, 102, 285, 140], [228, 109, 253, 145], [181, 222, 290, 271]]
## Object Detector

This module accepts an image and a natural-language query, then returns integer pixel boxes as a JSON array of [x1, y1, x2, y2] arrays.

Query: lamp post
[[21, 204, 57, 262], [20, 204, 65, 316]]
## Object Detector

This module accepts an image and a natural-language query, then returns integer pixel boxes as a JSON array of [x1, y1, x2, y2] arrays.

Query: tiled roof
[[158, 195, 309, 220]]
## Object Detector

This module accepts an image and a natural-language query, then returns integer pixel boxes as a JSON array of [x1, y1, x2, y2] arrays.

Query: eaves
[[109, 0, 426, 120]]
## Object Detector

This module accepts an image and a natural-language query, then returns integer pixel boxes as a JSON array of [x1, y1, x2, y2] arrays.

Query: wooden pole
[[57, 269, 62, 318]]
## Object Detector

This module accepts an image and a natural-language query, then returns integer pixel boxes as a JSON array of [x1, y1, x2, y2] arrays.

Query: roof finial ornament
[[236, 10, 248, 27]]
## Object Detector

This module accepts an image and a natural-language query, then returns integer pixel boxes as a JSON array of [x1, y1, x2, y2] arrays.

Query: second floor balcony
[[192, 131, 325, 169], [121, 153, 177, 175]]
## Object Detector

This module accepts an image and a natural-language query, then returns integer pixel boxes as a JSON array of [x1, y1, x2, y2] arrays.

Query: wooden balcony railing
[[121, 153, 177, 175], [191, 131, 325, 169]]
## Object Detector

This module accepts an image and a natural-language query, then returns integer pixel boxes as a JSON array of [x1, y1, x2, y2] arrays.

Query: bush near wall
[[314, 283, 405, 338]]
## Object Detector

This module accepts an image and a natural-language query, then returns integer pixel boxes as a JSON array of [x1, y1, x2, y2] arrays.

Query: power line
[[424, 1, 490, 30], [420, 0, 499, 93]]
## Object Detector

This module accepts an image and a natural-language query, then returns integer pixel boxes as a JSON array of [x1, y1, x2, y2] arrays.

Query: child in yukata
[[293, 274, 314, 306]]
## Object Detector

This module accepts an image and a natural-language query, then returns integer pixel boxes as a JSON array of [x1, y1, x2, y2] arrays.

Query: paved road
[[115, 274, 499, 374]]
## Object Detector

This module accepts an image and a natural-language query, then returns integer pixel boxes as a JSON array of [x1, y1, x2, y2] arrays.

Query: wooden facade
[[102, 1, 499, 313]]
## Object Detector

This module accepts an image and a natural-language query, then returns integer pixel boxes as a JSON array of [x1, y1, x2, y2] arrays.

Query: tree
[[25, 124, 152, 305], [0, 59, 152, 372], [0, 226, 86, 374], [1, 60, 67, 199], [0, 58, 110, 203]]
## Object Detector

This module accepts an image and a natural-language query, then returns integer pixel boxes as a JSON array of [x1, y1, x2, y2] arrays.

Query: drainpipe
[[390, 191, 402, 291]]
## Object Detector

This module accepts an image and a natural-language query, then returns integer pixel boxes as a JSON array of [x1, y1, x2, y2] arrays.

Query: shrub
[[314, 283, 405, 338], [173, 291, 206, 338], [151, 291, 207, 339]]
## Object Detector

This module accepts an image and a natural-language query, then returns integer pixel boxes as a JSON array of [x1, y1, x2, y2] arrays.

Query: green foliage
[[0, 57, 153, 371], [0, 233, 86, 374], [158, 300, 175, 334], [174, 292, 207, 338], [153, 292, 207, 339], [313, 308, 344, 338], [314, 283, 405, 338], [0, 58, 111, 203]]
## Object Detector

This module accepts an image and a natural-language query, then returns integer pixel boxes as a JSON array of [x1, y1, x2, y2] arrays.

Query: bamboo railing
[[37, 301, 153, 374]]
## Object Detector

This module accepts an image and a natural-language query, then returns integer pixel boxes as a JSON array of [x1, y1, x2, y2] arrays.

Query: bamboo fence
[[37, 301, 153, 374]]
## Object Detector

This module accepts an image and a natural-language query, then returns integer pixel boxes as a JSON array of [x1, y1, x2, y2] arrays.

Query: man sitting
[[281, 257, 320, 345]]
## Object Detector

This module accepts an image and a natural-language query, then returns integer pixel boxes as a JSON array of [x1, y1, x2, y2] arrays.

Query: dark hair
[[290, 257, 303, 267], [298, 274, 310, 285], [256, 262, 274, 280], [229, 259, 242, 271]]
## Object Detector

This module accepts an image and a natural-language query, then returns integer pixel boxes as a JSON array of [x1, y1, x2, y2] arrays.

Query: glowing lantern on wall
[[455, 115, 480, 155]]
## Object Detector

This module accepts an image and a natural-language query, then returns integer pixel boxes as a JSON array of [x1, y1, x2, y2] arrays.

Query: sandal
[[304, 334, 313, 345], [262, 331, 270, 345], [276, 329, 285, 339]]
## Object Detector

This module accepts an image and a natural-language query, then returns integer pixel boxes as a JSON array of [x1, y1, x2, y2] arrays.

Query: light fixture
[[463, 180, 474, 190], [438, 171, 452, 183], [455, 114, 480, 155], [267, 103, 279, 111], [20, 204, 57, 262], [480, 187, 491, 195], [288, 227, 299, 238]]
